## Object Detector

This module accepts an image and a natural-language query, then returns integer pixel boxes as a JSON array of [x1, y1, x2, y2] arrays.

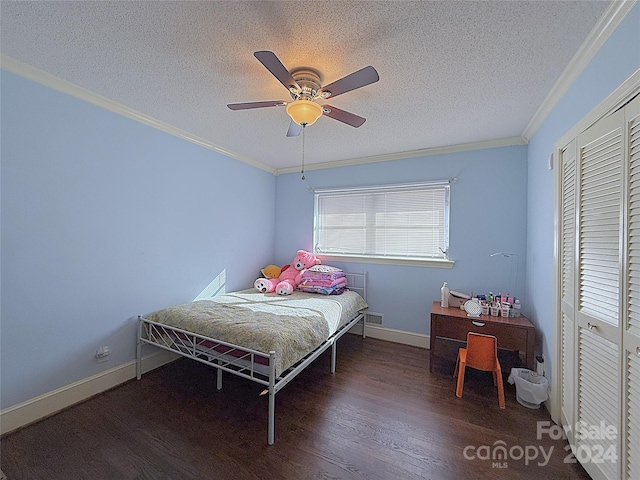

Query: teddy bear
[[254, 250, 321, 295]]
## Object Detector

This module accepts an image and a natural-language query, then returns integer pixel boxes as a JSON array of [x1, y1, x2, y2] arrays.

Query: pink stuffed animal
[[254, 250, 321, 295]]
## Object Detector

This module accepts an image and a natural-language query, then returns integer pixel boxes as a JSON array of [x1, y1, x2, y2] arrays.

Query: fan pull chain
[[301, 125, 306, 180]]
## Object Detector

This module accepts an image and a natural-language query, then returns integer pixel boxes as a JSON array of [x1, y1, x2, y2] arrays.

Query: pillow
[[308, 265, 343, 273]]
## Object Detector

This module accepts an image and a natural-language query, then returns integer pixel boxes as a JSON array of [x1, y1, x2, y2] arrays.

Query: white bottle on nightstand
[[441, 282, 449, 308]]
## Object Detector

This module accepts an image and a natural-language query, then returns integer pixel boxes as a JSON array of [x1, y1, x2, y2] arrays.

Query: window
[[314, 181, 450, 265]]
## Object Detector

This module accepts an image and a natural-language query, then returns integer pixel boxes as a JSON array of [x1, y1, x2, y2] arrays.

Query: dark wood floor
[[1, 335, 590, 480]]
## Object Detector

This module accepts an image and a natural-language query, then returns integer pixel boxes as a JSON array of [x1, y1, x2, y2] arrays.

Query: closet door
[[575, 108, 624, 480], [559, 140, 577, 443], [624, 93, 640, 480]]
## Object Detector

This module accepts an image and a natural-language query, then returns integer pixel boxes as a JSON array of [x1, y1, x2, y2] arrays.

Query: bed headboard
[[345, 272, 367, 302]]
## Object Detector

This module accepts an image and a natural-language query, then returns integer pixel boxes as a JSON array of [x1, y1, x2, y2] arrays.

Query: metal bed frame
[[136, 272, 367, 445]]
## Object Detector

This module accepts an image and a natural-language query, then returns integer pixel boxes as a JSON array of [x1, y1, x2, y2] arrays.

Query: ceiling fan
[[227, 51, 379, 137]]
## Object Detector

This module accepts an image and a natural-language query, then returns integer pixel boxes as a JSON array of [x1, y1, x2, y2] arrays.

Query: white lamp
[[490, 252, 520, 297]]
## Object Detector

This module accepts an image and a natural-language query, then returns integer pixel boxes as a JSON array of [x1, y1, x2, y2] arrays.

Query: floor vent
[[365, 312, 384, 326]]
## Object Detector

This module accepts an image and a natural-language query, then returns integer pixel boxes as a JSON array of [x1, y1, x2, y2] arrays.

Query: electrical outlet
[[95, 345, 110, 363]]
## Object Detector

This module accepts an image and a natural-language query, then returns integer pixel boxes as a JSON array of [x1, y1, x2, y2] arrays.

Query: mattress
[[145, 289, 368, 376]]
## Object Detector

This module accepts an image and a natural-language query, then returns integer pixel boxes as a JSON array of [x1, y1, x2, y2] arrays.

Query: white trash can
[[508, 368, 549, 409]]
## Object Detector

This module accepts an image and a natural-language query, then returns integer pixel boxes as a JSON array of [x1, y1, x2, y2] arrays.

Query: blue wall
[[526, 4, 639, 388], [0, 71, 276, 409], [275, 145, 529, 335], [2, 3, 638, 414]]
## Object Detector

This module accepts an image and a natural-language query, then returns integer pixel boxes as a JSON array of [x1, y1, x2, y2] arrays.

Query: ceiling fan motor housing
[[289, 68, 325, 100]]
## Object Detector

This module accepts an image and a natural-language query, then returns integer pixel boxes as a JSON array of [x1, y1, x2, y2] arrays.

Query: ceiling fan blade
[[286, 120, 302, 137], [227, 100, 284, 110], [254, 51, 300, 91], [319, 66, 379, 99], [322, 105, 366, 127]]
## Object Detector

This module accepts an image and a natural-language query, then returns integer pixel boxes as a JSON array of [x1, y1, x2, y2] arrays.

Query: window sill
[[316, 254, 455, 269]]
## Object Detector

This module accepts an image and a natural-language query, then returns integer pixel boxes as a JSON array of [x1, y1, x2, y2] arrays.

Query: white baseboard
[[349, 323, 429, 349], [0, 350, 179, 435], [1, 327, 428, 436]]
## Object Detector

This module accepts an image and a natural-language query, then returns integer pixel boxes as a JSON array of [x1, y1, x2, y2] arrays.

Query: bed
[[136, 272, 368, 444]]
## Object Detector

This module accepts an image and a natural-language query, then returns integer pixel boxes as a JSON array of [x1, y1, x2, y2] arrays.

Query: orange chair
[[454, 332, 505, 409]]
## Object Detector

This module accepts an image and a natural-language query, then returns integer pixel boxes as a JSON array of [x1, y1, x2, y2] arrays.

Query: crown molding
[[274, 136, 528, 175], [555, 67, 640, 152], [1, 54, 275, 175], [3, 55, 524, 177], [522, 0, 638, 140]]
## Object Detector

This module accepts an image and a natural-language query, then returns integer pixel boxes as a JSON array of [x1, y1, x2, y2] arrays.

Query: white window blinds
[[314, 182, 450, 261]]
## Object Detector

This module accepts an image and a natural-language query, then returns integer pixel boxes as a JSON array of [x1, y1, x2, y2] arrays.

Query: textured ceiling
[[1, 1, 611, 172]]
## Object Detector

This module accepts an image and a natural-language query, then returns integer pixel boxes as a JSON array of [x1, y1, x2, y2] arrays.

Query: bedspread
[[145, 290, 367, 376]]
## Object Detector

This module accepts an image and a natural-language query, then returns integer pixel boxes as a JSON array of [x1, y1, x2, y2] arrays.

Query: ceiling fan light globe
[[286, 99, 323, 126]]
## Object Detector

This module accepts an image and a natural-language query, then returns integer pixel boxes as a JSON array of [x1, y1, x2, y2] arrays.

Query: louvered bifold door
[[624, 93, 640, 480], [575, 108, 624, 480], [560, 140, 577, 438], [626, 353, 640, 480]]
